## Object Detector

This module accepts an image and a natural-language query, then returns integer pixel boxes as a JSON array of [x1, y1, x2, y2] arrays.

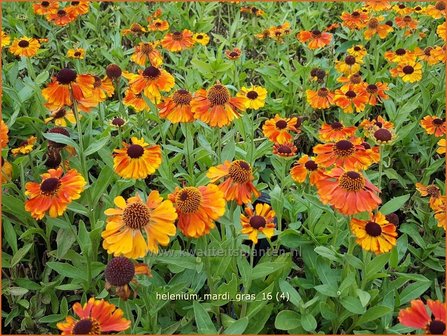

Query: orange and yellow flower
[[191, 83, 247, 127], [335, 55, 363, 75], [364, 17, 393, 40], [416, 46, 445, 66], [0, 120, 9, 148], [297, 30, 332, 49], [437, 138, 446, 154], [365, 0, 391, 11], [290, 155, 325, 185], [67, 48, 85, 59], [365, 82, 389, 106], [392, 3, 413, 15], [207, 160, 260, 205], [158, 89, 194, 123], [306, 88, 334, 110], [44, 107, 76, 126], [262, 115, 299, 144], [113, 137, 162, 179], [33, 1, 59, 15], [340, 11, 368, 29], [25, 167, 85, 220], [225, 48, 242, 60], [122, 23, 147, 36], [347, 45, 367, 60], [46, 9, 77, 26], [318, 121, 357, 142], [169, 184, 226, 238], [57, 298, 130, 335], [241, 203, 275, 244], [102, 192, 177, 257], [437, 22, 447, 42], [395, 15, 418, 30], [65, 1, 90, 16], [384, 48, 417, 63], [11, 136, 37, 156], [123, 89, 150, 112], [9, 37, 41, 57], [161, 29, 194, 52], [1, 31, 10, 47], [398, 299, 446, 335], [273, 142, 297, 157], [237, 86, 267, 110], [350, 212, 397, 254], [425, 1, 447, 19], [148, 19, 169, 32], [420, 116, 446, 137], [124, 66, 175, 104], [416, 183, 444, 209], [333, 86, 368, 113], [1, 159, 13, 183], [193, 33, 210, 46], [131, 41, 163, 67], [315, 168, 381, 215]]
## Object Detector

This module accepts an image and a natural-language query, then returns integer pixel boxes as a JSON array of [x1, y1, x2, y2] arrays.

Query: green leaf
[[251, 261, 287, 280], [356, 289, 371, 307], [340, 296, 366, 314], [10, 243, 33, 268], [301, 313, 317, 332], [43, 133, 80, 152], [314, 246, 339, 262], [356, 305, 392, 326], [366, 253, 390, 281], [193, 302, 217, 334], [399, 281, 432, 305], [9, 287, 29, 296], [279, 280, 303, 309], [379, 194, 410, 215], [47, 262, 87, 281], [84, 136, 110, 156], [274, 310, 300, 330], [223, 317, 249, 334]]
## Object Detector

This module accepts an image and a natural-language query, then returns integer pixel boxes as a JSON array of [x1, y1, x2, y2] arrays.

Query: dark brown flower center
[[207, 84, 230, 106], [228, 160, 251, 183], [93, 76, 102, 88], [123, 202, 151, 229], [436, 1, 446, 10], [250, 215, 266, 229], [176, 187, 202, 213], [433, 118, 444, 125], [365, 221, 382, 237], [41, 1, 50, 7], [106, 64, 122, 79], [331, 122, 343, 130], [56, 68, 77, 84], [415, 6, 422, 11], [352, 11, 360, 17], [345, 55, 356, 65], [172, 31, 182, 40], [399, 4, 405, 9], [361, 142, 371, 149], [141, 43, 154, 54], [374, 128, 392, 142], [196, 34, 203, 39], [305, 160, 318, 171], [350, 74, 362, 84], [428, 320, 446, 335], [131, 24, 143, 33], [173, 89, 192, 105], [105, 256, 135, 286], [54, 108, 67, 118], [345, 90, 357, 99], [339, 171, 365, 191], [385, 20, 393, 27], [402, 65, 414, 74], [127, 144, 144, 158], [229, 51, 239, 57], [354, 46, 361, 51], [385, 213, 400, 226], [112, 117, 125, 127], [427, 185, 441, 197], [57, 9, 67, 17], [72, 319, 100, 335], [18, 40, 29, 48], [317, 88, 329, 97], [375, 121, 383, 127], [74, 51, 81, 57], [424, 47, 433, 56], [71, 1, 80, 5], [143, 66, 161, 79], [40, 177, 61, 195], [368, 18, 379, 29], [275, 120, 288, 129], [277, 145, 292, 154], [246, 90, 258, 100], [334, 140, 355, 156], [311, 30, 321, 37], [402, 16, 411, 23], [367, 84, 378, 93]]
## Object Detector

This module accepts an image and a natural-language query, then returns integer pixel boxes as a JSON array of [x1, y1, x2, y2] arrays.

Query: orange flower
[[340, 11, 368, 29], [425, 1, 447, 19], [2, 159, 13, 183], [46, 9, 77, 26], [350, 212, 397, 254], [123, 89, 150, 112], [437, 22, 447, 42], [65, 1, 90, 16], [207, 160, 260, 205], [417, 46, 445, 65], [290, 155, 325, 185], [225, 48, 242, 60], [89, 76, 114, 103], [193, 33, 210, 46], [2, 31, 10, 47], [57, 298, 130, 335], [113, 137, 162, 179], [360, 116, 394, 138], [262, 115, 299, 144], [105, 257, 151, 301], [433, 196, 447, 229], [338, 73, 364, 91], [102, 192, 177, 257], [25, 167, 86, 220], [333, 86, 368, 113], [364, 17, 393, 40], [169, 184, 226, 238], [398, 299, 446, 334], [191, 83, 247, 127], [158, 89, 194, 123], [416, 182, 443, 209], [318, 121, 357, 142], [67, 48, 85, 59], [384, 48, 417, 63], [420, 116, 446, 137], [122, 23, 147, 36], [148, 19, 170, 32], [131, 41, 163, 67], [256, 29, 271, 40], [125, 66, 175, 104], [273, 142, 297, 157], [241, 203, 275, 244], [0, 120, 9, 148], [269, 22, 291, 41], [297, 30, 332, 49], [306, 87, 334, 110], [365, 0, 391, 11], [240, 6, 265, 16], [315, 168, 381, 215], [313, 137, 374, 170], [33, 1, 59, 15], [41, 68, 95, 112], [395, 15, 418, 30], [365, 82, 389, 105], [9, 37, 41, 57], [45, 107, 76, 127], [392, 3, 413, 15], [11, 136, 37, 155], [437, 138, 446, 154], [335, 55, 362, 75], [347, 45, 367, 60], [161, 29, 194, 52]]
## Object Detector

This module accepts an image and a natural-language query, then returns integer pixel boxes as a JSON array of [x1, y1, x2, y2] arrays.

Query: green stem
[[241, 243, 256, 318]]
